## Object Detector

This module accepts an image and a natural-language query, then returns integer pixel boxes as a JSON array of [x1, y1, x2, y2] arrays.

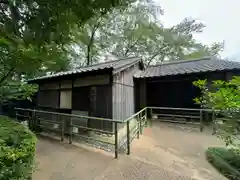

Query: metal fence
[[147, 106, 218, 132], [15, 107, 148, 159], [15, 106, 237, 158], [148, 106, 240, 134]]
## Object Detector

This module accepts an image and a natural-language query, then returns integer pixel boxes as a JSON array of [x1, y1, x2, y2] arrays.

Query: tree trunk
[[86, 46, 91, 66]]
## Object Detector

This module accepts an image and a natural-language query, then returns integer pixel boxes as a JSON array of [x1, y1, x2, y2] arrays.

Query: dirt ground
[[33, 120, 227, 180]]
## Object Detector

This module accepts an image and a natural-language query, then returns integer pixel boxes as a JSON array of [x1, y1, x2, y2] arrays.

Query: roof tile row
[[134, 57, 240, 78]]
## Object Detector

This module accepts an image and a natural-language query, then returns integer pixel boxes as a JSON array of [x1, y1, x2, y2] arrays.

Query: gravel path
[[33, 121, 226, 180]]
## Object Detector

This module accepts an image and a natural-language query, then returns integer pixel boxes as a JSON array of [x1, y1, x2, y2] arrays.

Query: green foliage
[[0, 82, 38, 103], [69, 0, 224, 67], [0, 116, 37, 180], [1, 0, 134, 45], [193, 76, 240, 151], [1, 0, 132, 102], [206, 147, 240, 180], [184, 42, 224, 60]]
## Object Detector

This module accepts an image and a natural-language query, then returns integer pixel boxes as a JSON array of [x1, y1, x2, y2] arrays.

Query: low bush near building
[[0, 116, 37, 180]]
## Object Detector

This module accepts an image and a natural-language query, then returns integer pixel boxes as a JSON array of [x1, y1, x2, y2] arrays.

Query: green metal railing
[[15, 107, 148, 159], [122, 107, 148, 154], [15, 106, 228, 158], [146, 106, 239, 135], [147, 106, 219, 132]]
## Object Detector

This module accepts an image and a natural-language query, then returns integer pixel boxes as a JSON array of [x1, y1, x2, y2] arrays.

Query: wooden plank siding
[[73, 74, 109, 87], [88, 85, 113, 131], [112, 64, 140, 121], [35, 73, 113, 132]]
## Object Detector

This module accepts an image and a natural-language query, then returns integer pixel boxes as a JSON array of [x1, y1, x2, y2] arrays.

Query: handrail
[[123, 107, 147, 123], [15, 108, 123, 123], [148, 106, 240, 113], [147, 106, 215, 112], [18, 106, 231, 158]]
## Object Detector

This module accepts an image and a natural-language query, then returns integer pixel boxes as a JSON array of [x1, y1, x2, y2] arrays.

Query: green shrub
[[0, 116, 37, 180], [206, 147, 240, 180]]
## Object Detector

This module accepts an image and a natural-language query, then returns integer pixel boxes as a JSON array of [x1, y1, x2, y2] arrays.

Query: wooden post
[[200, 109, 203, 132], [114, 122, 118, 159], [137, 114, 140, 139], [127, 121, 130, 155], [69, 118, 72, 144]]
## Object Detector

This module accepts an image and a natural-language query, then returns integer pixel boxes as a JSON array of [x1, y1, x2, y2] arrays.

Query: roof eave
[[27, 67, 114, 83], [112, 57, 142, 75]]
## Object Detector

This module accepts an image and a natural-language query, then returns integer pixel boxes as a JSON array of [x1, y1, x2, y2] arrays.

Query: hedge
[[206, 147, 240, 180], [0, 116, 37, 180]]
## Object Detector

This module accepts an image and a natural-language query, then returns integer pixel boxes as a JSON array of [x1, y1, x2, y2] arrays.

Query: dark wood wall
[[136, 70, 240, 110], [87, 85, 112, 131], [147, 79, 201, 109], [35, 71, 113, 131], [134, 78, 146, 112]]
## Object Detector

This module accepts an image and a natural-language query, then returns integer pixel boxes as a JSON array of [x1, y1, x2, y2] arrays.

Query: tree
[[183, 41, 224, 60], [0, 0, 134, 102], [69, 16, 106, 66], [193, 77, 240, 153], [70, 0, 224, 67], [0, 0, 134, 45]]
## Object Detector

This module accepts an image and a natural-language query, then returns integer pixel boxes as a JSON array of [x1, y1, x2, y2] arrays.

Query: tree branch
[[0, 68, 14, 84], [124, 39, 140, 57], [146, 45, 167, 68], [86, 19, 102, 65]]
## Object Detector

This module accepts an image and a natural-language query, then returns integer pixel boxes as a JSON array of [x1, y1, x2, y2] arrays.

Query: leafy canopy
[[69, 0, 224, 67], [193, 76, 240, 153], [0, 0, 134, 102]]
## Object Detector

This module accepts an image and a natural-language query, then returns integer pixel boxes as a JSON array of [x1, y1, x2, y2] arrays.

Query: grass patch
[[206, 147, 240, 180]]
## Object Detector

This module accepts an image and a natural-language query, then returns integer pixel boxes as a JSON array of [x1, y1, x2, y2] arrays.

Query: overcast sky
[[155, 0, 240, 61]]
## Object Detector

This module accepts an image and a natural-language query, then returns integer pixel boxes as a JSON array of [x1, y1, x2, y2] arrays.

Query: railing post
[[114, 122, 118, 159], [145, 108, 147, 127], [15, 109, 18, 121], [35, 112, 41, 133], [150, 107, 153, 119], [137, 114, 140, 139], [60, 116, 64, 141], [149, 107, 153, 127], [69, 118, 72, 144], [200, 109, 203, 132], [127, 121, 130, 155], [32, 110, 36, 132], [212, 110, 216, 135], [139, 112, 143, 135], [29, 111, 33, 131]]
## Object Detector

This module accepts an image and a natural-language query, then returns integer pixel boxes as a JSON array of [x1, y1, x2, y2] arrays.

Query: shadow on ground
[[33, 121, 227, 180]]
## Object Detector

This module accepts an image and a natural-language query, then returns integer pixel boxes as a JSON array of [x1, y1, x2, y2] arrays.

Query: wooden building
[[29, 57, 144, 131], [134, 57, 240, 111], [29, 56, 240, 130]]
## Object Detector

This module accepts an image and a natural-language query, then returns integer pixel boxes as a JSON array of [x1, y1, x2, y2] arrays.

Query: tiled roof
[[134, 57, 240, 78], [29, 57, 141, 81]]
